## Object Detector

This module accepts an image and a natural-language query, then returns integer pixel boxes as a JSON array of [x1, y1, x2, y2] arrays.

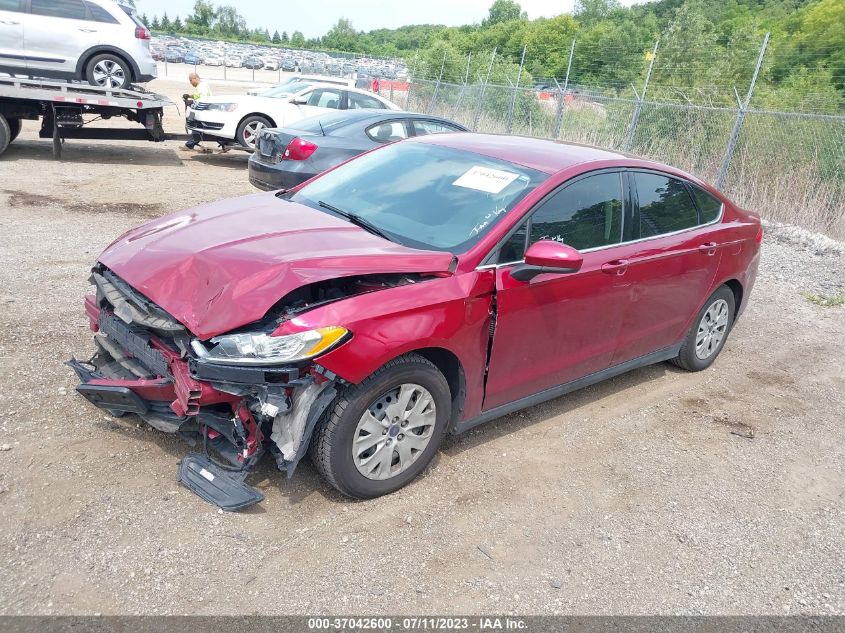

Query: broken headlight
[[193, 327, 348, 365]]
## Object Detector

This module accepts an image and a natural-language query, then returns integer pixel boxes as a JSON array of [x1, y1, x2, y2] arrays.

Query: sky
[[134, 0, 648, 39]]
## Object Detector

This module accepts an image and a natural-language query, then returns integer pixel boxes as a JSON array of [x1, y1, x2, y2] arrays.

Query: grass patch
[[805, 292, 845, 307]]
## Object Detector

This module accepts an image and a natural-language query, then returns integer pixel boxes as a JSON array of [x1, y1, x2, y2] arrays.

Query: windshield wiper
[[318, 200, 393, 242]]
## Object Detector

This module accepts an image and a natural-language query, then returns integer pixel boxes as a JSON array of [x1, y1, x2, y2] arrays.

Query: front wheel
[[672, 285, 736, 371], [236, 115, 271, 149], [85, 54, 133, 89], [7, 118, 21, 143], [310, 353, 451, 498]]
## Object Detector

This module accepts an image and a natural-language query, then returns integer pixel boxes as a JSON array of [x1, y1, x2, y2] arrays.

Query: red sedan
[[69, 133, 762, 509]]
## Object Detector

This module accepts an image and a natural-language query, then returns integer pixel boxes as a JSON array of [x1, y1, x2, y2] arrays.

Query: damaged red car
[[69, 133, 762, 510]]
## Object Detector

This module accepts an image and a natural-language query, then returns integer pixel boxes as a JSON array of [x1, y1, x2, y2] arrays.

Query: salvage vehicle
[[249, 109, 468, 190], [68, 134, 762, 510], [187, 83, 400, 149]]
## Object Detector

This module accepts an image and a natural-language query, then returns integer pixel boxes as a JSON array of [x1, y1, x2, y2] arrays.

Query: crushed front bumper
[[68, 271, 339, 510]]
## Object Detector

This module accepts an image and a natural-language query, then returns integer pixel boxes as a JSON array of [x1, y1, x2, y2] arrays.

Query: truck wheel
[[310, 353, 451, 499], [85, 54, 133, 89], [0, 114, 10, 157], [7, 118, 21, 143], [236, 115, 271, 149]]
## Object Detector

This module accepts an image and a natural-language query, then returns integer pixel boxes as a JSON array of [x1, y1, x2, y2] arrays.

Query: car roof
[[411, 132, 656, 175]]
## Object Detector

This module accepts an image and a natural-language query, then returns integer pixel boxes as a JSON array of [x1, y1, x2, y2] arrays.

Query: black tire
[[85, 53, 133, 89], [7, 118, 21, 143], [235, 115, 271, 149], [310, 353, 451, 499], [0, 114, 10, 157], [671, 285, 736, 372]]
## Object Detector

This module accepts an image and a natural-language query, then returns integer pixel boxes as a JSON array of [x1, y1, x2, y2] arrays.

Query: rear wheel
[[7, 117, 21, 143], [0, 114, 10, 157], [310, 353, 451, 498], [236, 115, 271, 149], [672, 285, 735, 371], [85, 54, 133, 89]]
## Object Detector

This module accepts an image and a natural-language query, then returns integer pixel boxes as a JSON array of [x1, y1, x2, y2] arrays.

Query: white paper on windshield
[[453, 166, 520, 194]]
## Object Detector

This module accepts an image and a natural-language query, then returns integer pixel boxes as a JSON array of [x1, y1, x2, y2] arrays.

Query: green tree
[[139, 13, 149, 26], [151, 15, 160, 30], [172, 16, 183, 32], [186, 0, 215, 32], [214, 5, 246, 38], [574, 0, 620, 24], [483, 0, 526, 26], [272, 29, 281, 43], [281, 31, 289, 44], [290, 30, 306, 48], [323, 17, 359, 52], [160, 12, 171, 31]]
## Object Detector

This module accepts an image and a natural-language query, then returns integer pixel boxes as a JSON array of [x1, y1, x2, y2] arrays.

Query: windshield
[[260, 81, 313, 98], [286, 142, 547, 253]]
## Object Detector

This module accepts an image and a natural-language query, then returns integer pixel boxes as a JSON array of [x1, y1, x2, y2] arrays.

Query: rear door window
[[366, 121, 408, 143], [85, 1, 118, 23], [306, 88, 343, 109], [348, 92, 386, 110], [634, 172, 698, 238], [31, 0, 87, 19]]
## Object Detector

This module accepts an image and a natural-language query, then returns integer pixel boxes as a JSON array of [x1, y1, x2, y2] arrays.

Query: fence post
[[553, 38, 575, 139], [623, 40, 659, 151], [472, 48, 497, 130], [452, 52, 472, 118], [716, 32, 770, 189], [405, 55, 418, 109], [428, 51, 447, 113], [506, 46, 527, 133]]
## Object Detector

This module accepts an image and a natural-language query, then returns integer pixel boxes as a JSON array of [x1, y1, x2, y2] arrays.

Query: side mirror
[[290, 97, 307, 105], [510, 240, 583, 282]]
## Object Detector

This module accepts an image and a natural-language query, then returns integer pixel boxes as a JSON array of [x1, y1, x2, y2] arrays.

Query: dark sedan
[[248, 110, 468, 191]]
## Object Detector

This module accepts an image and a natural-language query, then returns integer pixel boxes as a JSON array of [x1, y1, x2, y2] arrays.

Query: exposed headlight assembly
[[192, 327, 348, 365]]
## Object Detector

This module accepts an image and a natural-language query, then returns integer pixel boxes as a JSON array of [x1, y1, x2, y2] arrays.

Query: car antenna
[[318, 120, 325, 136]]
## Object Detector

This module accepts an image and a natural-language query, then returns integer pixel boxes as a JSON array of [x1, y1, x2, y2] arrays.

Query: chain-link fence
[[393, 31, 845, 241]]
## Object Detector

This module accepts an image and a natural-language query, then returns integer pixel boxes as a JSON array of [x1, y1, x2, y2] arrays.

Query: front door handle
[[0, 20, 21, 24], [698, 242, 718, 256], [78, 28, 97, 32], [601, 259, 629, 275]]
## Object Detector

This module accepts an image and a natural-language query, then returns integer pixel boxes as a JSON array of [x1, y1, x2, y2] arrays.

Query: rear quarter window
[[85, 1, 119, 23], [690, 185, 724, 224]]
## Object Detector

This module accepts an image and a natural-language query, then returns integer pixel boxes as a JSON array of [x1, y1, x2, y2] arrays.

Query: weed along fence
[[389, 34, 845, 241]]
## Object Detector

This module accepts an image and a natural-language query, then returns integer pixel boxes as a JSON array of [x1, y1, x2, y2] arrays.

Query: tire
[[310, 353, 451, 499], [671, 285, 736, 372], [7, 118, 21, 143], [85, 54, 133, 89], [0, 114, 10, 157], [235, 115, 271, 149]]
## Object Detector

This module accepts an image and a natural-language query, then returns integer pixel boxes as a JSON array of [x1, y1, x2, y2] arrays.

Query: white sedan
[[186, 84, 401, 148]]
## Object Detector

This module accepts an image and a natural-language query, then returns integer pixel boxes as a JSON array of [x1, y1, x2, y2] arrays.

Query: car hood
[[198, 95, 284, 108], [97, 193, 454, 339]]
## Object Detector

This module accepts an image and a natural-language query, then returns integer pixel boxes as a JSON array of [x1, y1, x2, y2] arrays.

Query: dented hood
[[97, 193, 454, 339]]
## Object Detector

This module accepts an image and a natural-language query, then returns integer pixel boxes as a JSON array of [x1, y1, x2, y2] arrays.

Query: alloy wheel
[[695, 298, 729, 360], [352, 383, 436, 481], [92, 60, 126, 89], [242, 121, 265, 147]]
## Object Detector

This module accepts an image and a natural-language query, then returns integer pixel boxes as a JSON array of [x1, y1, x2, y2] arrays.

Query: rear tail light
[[283, 137, 318, 161], [755, 225, 764, 244], [135, 26, 151, 40]]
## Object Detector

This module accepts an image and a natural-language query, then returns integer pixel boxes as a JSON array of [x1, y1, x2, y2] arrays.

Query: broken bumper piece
[[69, 284, 340, 512]]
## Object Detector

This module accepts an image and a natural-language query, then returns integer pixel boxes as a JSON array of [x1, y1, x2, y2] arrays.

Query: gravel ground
[[0, 79, 843, 616]]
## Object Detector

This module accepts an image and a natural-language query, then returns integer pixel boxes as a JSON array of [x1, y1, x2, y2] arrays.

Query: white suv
[[0, 0, 156, 89]]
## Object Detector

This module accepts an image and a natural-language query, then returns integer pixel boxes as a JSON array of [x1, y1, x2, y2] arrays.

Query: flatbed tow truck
[[0, 76, 192, 159]]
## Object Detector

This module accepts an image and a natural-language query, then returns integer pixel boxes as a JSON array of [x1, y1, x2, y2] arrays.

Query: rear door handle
[[0, 20, 21, 24], [78, 28, 97, 32], [698, 242, 719, 256], [601, 259, 629, 275]]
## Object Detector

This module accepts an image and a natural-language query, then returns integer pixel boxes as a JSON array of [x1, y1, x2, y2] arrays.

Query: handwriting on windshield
[[469, 207, 508, 236]]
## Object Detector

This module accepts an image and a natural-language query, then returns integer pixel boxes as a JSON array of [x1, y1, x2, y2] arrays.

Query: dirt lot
[[0, 78, 843, 616]]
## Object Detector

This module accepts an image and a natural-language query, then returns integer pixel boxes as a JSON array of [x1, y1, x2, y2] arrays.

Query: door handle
[[78, 28, 97, 32], [0, 20, 21, 24], [601, 259, 629, 275], [698, 242, 719, 256]]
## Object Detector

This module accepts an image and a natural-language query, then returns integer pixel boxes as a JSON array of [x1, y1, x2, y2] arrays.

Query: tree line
[[141, 0, 844, 112]]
